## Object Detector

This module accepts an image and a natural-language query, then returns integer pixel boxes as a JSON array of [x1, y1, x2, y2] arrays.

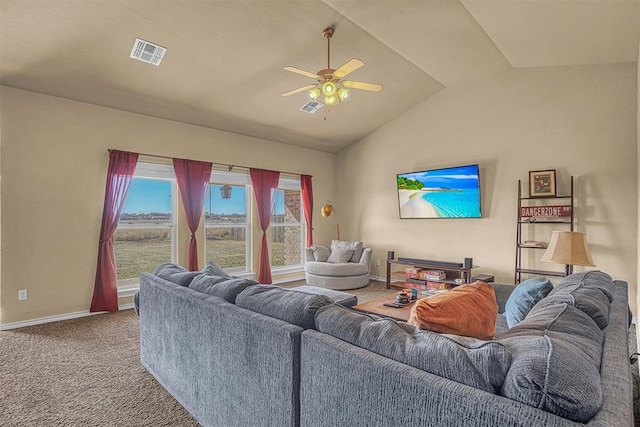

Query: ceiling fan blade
[[342, 80, 383, 92], [281, 84, 317, 97], [283, 66, 320, 79], [333, 58, 364, 79]]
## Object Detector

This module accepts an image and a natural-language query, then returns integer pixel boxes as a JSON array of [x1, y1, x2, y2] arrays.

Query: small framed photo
[[529, 169, 557, 197]]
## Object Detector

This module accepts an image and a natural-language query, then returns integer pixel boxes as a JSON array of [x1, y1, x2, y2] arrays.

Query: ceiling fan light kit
[[282, 27, 382, 113]]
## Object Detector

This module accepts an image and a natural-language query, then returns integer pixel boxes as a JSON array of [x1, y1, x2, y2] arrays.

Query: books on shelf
[[405, 268, 447, 281], [405, 268, 422, 278], [418, 270, 446, 280]]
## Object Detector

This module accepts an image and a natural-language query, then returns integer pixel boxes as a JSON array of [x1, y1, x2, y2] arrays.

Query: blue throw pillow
[[505, 277, 553, 327]]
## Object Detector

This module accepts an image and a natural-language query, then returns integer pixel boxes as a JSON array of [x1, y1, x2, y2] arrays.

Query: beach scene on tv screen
[[397, 164, 481, 219]]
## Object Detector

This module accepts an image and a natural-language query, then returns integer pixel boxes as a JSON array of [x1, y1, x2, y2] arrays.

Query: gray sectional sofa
[[138, 266, 633, 426]]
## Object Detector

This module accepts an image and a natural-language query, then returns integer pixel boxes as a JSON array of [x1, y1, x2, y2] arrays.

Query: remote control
[[383, 302, 404, 308]]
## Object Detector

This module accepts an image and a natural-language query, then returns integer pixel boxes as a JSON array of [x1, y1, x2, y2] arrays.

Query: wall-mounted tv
[[397, 164, 482, 219]]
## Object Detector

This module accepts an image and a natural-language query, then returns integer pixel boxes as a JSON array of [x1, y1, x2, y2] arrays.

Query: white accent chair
[[304, 241, 372, 290]]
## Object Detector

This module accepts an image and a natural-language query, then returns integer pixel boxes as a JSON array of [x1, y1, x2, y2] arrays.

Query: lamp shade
[[321, 202, 334, 217], [541, 231, 595, 266]]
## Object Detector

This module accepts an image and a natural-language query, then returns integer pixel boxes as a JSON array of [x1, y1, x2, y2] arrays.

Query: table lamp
[[541, 231, 595, 275]]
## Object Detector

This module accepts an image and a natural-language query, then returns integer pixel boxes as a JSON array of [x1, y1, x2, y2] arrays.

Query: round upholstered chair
[[304, 241, 372, 290]]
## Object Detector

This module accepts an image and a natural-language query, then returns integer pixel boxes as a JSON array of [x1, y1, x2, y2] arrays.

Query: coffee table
[[352, 293, 418, 322]]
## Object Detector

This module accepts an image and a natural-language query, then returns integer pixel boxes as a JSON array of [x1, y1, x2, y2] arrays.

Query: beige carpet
[[0, 310, 199, 427], [1, 280, 637, 426]]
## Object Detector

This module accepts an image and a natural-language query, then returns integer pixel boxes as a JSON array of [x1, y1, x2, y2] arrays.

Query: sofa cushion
[[315, 304, 511, 394], [326, 248, 354, 264], [551, 270, 615, 302], [545, 270, 614, 329], [311, 245, 330, 262], [504, 277, 553, 327], [154, 263, 201, 287], [236, 285, 333, 329], [304, 261, 369, 277], [408, 281, 498, 340], [188, 275, 257, 303], [496, 302, 604, 423], [289, 285, 358, 308], [331, 240, 364, 263], [531, 289, 610, 330]]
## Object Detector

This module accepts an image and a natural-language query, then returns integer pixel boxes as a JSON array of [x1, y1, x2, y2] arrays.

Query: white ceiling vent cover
[[129, 38, 166, 66], [299, 100, 323, 114]]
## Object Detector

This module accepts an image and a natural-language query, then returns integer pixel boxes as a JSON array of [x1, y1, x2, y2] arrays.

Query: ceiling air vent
[[129, 38, 166, 66], [299, 100, 324, 114]]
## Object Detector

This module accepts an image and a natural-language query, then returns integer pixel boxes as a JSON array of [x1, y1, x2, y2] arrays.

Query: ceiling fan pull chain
[[326, 31, 331, 70]]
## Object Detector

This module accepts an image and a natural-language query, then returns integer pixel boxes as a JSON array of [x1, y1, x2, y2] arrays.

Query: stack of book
[[418, 270, 446, 281], [405, 268, 424, 278]]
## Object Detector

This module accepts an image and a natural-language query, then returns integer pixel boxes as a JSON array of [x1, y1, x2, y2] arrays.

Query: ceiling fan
[[281, 27, 383, 109]]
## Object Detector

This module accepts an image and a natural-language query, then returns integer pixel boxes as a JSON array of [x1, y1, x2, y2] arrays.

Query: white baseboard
[[0, 304, 135, 331]]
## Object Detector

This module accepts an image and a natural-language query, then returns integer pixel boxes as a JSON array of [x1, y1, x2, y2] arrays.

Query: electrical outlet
[[376, 259, 381, 266], [18, 289, 28, 301]]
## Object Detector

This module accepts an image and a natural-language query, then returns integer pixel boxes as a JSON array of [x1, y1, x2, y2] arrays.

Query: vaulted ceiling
[[2, 1, 639, 153]]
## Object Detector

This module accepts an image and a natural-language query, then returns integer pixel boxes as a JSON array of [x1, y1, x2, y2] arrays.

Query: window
[[204, 171, 250, 273], [270, 178, 305, 270], [115, 163, 176, 285]]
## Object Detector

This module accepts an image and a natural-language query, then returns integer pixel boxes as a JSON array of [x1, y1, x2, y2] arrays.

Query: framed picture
[[529, 169, 556, 197]]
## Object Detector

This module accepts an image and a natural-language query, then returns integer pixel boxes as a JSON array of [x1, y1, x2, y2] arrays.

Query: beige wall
[[2, 62, 637, 324], [0, 87, 336, 324], [337, 63, 638, 315]]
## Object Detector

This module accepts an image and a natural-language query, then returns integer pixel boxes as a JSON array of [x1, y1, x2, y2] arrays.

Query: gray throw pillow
[[504, 277, 553, 327], [331, 240, 364, 262], [201, 260, 231, 278], [154, 263, 200, 287], [311, 245, 330, 262], [189, 275, 257, 303], [327, 248, 354, 264]]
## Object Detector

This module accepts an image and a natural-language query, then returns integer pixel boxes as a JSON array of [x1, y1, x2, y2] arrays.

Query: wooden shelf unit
[[386, 259, 476, 290], [515, 176, 574, 284]]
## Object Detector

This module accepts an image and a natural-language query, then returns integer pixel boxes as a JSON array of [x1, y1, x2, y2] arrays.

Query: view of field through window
[[205, 184, 248, 270], [115, 177, 173, 280], [115, 176, 305, 281]]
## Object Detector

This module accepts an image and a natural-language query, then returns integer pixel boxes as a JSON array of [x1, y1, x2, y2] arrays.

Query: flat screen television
[[396, 164, 482, 219]]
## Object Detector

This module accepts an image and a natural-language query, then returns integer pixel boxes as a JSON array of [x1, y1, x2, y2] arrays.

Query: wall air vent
[[129, 38, 166, 66], [299, 100, 323, 114]]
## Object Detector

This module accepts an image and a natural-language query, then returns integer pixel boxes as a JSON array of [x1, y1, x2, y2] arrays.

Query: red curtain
[[90, 150, 139, 312], [301, 175, 314, 247], [173, 158, 213, 271], [250, 168, 280, 284]]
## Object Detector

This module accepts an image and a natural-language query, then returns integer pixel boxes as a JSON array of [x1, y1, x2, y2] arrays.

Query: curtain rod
[[107, 149, 310, 178]]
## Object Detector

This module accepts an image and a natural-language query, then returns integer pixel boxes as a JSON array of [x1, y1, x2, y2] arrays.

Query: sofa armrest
[[358, 248, 372, 266], [305, 247, 315, 262], [489, 282, 516, 314]]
